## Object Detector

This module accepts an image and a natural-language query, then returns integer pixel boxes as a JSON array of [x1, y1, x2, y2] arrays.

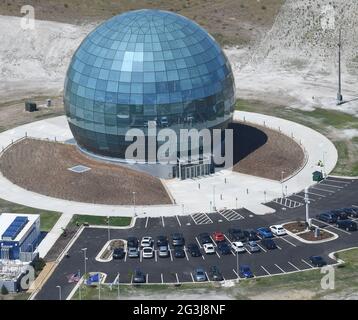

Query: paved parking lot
[[35, 177, 358, 300]]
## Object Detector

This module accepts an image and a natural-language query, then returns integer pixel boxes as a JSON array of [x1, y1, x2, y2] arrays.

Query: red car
[[212, 232, 225, 242]]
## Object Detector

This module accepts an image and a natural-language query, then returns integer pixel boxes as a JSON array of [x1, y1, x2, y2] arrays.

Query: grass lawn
[[70, 214, 132, 227], [0, 198, 61, 232], [0, 292, 31, 301], [236, 99, 358, 176], [71, 248, 358, 300]]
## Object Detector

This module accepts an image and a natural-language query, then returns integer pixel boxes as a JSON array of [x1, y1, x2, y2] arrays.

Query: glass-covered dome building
[[64, 9, 235, 161]]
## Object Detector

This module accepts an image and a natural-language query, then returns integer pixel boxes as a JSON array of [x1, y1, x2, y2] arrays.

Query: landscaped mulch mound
[[0, 139, 172, 206], [231, 122, 305, 181]]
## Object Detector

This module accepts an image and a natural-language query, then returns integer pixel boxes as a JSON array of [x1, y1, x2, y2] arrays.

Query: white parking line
[[301, 259, 313, 268], [190, 273, 195, 282], [146, 274, 149, 283], [311, 186, 335, 193], [256, 242, 267, 253], [175, 273, 180, 284], [244, 248, 252, 255], [131, 275, 133, 284], [288, 261, 300, 271], [145, 217, 149, 228], [210, 236, 217, 246], [205, 272, 210, 282], [140, 250, 143, 262], [183, 246, 189, 261], [155, 250, 158, 262], [161, 216, 165, 227], [261, 266, 271, 275], [215, 251, 221, 259], [232, 269, 239, 278], [275, 264, 285, 273], [195, 237, 202, 248], [312, 218, 351, 235], [176, 215, 182, 227], [307, 191, 326, 198], [319, 182, 344, 189], [201, 254, 205, 260], [161, 273, 164, 284], [280, 236, 297, 247], [124, 252, 127, 262], [169, 249, 173, 262], [276, 244, 282, 250]]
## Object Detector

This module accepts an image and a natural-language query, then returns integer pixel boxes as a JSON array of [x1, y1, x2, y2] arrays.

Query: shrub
[[1, 285, 9, 295]]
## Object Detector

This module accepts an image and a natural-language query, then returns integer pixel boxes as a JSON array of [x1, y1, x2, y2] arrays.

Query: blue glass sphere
[[64, 9, 235, 159]]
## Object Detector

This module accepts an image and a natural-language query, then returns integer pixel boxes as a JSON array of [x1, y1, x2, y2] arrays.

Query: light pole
[[304, 187, 310, 230], [56, 285, 62, 301], [107, 216, 111, 242], [236, 251, 239, 283], [213, 185, 216, 210], [281, 171, 285, 198], [235, 197, 238, 209], [81, 248, 88, 276], [133, 191, 137, 217], [322, 151, 327, 178]]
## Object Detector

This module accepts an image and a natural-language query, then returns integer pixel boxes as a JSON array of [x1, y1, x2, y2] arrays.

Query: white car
[[141, 236, 153, 247], [231, 241, 246, 253], [142, 247, 154, 259], [270, 225, 287, 236], [203, 243, 215, 254]]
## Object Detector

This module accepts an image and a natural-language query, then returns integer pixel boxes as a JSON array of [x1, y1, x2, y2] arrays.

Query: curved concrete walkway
[[0, 111, 337, 217]]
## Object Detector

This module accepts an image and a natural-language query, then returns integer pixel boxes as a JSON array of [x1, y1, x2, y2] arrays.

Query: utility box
[[312, 170, 323, 182], [25, 101, 37, 112]]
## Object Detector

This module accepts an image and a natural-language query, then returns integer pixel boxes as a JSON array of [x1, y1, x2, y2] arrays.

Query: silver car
[[158, 245, 169, 258], [127, 247, 139, 258], [194, 268, 207, 282]]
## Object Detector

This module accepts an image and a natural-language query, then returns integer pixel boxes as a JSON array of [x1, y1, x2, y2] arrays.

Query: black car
[[227, 228, 246, 241], [171, 233, 185, 246], [343, 207, 358, 218], [261, 238, 277, 250], [113, 247, 125, 259], [198, 233, 213, 245], [156, 235, 168, 247], [174, 246, 186, 258], [209, 266, 224, 281], [243, 229, 259, 241], [331, 209, 348, 220], [309, 256, 327, 267], [127, 236, 138, 248], [317, 212, 338, 224], [336, 219, 357, 231], [132, 269, 146, 284], [217, 241, 231, 255], [187, 243, 202, 257]]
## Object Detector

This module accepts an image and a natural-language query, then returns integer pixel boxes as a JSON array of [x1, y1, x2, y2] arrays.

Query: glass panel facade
[[64, 9, 235, 159]]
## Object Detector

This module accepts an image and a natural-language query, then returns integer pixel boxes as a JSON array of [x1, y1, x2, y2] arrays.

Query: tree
[[1, 285, 9, 295]]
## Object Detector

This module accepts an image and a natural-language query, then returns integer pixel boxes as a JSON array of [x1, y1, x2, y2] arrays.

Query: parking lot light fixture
[[107, 216, 110, 242], [304, 187, 310, 230], [281, 171, 285, 198], [236, 251, 239, 283], [213, 185, 216, 210], [235, 197, 238, 209], [133, 191, 137, 217], [81, 248, 88, 276], [56, 285, 62, 301]]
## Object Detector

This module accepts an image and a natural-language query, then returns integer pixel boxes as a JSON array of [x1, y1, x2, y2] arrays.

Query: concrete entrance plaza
[[0, 111, 337, 217]]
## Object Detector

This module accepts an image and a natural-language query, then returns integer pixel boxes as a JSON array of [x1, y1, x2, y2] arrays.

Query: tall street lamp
[[81, 248, 88, 276], [281, 171, 285, 198], [133, 191, 137, 217], [56, 285, 62, 300]]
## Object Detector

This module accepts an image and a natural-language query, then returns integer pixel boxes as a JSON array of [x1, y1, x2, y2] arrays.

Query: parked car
[[243, 229, 259, 241], [309, 256, 327, 267], [141, 236, 153, 248], [336, 219, 357, 231], [217, 241, 231, 255], [187, 243, 202, 257], [127, 236, 138, 248], [203, 243, 216, 254], [331, 209, 348, 220], [212, 231, 225, 242], [209, 266, 224, 281], [198, 233, 213, 245], [231, 241, 245, 253], [246, 241, 260, 253], [227, 228, 246, 241], [156, 235, 168, 247], [256, 227, 273, 238], [171, 233, 185, 246], [132, 269, 146, 283], [127, 247, 140, 258], [270, 225, 287, 236], [142, 247, 154, 259], [174, 246, 185, 258], [193, 268, 207, 282], [158, 245, 170, 258], [317, 212, 338, 224], [112, 248, 125, 259], [239, 265, 254, 278], [343, 207, 358, 218], [261, 238, 277, 250]]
